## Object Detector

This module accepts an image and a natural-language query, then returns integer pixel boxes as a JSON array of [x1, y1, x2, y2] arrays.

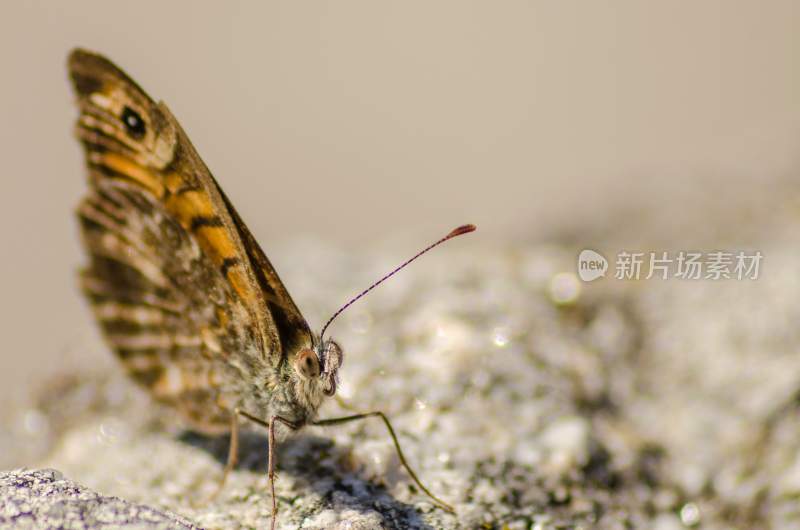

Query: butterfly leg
[[313, 412, 455, 514], [217, 409, 241, 497], [237, 410, 300, 530], [267, 416, 279, 529], [197, 409, 240, 505]]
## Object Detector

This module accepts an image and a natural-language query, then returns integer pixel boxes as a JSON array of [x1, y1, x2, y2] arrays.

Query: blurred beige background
[[1, 2, 799, 407]]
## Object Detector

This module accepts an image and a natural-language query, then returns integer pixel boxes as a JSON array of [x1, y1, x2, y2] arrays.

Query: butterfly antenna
[[319, 224, 476, 342]]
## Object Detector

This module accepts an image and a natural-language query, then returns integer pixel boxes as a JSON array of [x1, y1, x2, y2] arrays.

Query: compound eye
[[294, 348, 320, 379]]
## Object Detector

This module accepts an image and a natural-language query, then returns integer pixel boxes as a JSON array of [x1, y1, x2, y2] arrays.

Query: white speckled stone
[[0, 469, 198, 529], [3, 225, 800, 528]]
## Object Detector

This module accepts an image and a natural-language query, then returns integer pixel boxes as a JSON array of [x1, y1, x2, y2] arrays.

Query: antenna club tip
[[448, 224, 477, 238]]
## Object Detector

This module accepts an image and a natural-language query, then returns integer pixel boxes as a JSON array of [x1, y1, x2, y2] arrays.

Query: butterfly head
[[292, 339, 343, 397]]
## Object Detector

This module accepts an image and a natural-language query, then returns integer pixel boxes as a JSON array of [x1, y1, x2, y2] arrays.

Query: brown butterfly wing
[[69, 48, 311, 431], [217, 187, 314, 357]]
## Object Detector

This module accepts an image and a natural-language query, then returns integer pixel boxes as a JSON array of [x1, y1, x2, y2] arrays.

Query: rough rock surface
[[0, 468, 198, 529], [2, 212, 799, 529]]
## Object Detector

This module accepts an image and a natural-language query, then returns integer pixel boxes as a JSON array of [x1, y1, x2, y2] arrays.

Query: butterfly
[[67, 48, 473, 528]]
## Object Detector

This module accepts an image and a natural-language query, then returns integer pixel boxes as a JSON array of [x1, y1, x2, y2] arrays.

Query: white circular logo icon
[[577, 249, 608, 282]]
